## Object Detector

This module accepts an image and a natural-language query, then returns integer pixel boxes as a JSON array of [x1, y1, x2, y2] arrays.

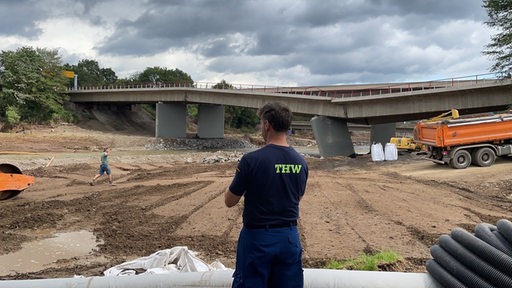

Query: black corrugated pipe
[[426, 259, 466, 288], [438, 234, 512, 287], [497, 219, 512, 244], [474, 223, 512, 255], [426, 219, 512, 288], [430, 245, 495, 288], [451, 228, 512, 274]]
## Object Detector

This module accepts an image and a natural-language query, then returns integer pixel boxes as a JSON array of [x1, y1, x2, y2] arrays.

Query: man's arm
[[224, 187, 242, 207]]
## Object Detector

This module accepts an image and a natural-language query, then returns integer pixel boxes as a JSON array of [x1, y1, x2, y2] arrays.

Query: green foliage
[[225, 105, 259, 129], [141, 104, 156, 119], [135, 66, 193, 85], [324, 250, 403, 271], [64, 59, 118, 87], [213, 80, 259, 129], [483, 0, 512, 73], [5, 106, 20, 124], [212, 79, 234, 89], [187, 104, 198, 119], [101, 67, 118, 84], [0, 46, 201, 127], [0, 46, 70, 124]]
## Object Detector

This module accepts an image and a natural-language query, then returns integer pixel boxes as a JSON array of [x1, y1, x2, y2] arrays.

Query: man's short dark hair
[[258, 102, 292, 132]]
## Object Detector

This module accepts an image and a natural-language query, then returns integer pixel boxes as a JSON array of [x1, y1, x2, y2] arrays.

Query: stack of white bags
[[371, 143, 398, 161]]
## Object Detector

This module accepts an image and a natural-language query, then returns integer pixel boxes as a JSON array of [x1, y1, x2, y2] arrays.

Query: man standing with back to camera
[[225, 102, 309, 288]]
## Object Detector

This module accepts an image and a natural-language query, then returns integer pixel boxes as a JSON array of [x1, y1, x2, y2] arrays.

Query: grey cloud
[[0, 0, 118, 39], [0, 1, 45, 38], [207, 54, 290, 75], [385, 0, 487, 20], [97, 0, 487, 57], [0, 0, 489, 85], [97, 0, 257, 55]]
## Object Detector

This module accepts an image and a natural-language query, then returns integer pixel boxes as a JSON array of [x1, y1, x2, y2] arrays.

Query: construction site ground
[[1, 118, 512, 280]]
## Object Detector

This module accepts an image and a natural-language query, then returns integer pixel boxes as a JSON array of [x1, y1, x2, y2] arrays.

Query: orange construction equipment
[[0, 163, 35, 200], [414, 109, 512, 169]]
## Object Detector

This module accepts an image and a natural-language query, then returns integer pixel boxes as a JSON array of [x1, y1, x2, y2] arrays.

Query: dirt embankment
[[0, 109, 511, 280]]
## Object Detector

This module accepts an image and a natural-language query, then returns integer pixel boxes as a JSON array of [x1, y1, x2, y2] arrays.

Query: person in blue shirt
[[225, 102, 309, 288], [90, 147, 114, 185]]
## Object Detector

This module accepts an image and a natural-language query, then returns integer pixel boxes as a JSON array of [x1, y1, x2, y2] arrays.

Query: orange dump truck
[[413, 109, 512, 169]]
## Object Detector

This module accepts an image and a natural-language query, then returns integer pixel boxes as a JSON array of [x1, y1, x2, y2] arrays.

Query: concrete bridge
[[67, 76, 512, 157]]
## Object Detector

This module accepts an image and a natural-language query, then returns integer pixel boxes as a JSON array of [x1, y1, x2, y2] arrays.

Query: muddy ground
[[0, 123, 511, 280]]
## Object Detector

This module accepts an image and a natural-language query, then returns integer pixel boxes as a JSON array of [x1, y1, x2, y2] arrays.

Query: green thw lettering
[[275, 164, 302, 174]]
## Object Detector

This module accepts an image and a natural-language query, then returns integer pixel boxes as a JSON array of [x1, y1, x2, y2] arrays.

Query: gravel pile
[[145, 137, 256, 151], [193, 151, 245, 164]]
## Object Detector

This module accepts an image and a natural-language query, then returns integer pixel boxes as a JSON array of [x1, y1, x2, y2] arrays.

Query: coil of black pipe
[[426, 219, 512, 288]]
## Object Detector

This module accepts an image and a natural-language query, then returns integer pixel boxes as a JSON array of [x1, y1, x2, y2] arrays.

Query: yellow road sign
[[63, 70, 75, 78]]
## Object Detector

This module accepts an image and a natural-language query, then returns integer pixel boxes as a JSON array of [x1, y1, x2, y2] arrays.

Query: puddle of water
[[0, 230, 101, 275]]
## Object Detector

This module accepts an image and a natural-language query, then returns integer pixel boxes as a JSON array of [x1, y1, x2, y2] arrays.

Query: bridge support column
[[155, 102, 187, 138], [311, 116, 355, 157], [197, 104, 225, 138], [370, 123, 396, 146]]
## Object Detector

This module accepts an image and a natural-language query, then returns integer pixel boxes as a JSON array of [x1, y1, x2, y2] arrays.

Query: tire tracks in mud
[[9, 162, 240, 270], [302, 167, 488, 264], [379, 170, 512, 246], [336, 175, 434, 256], [383, 170, 512, 214], [89, 167, 234, 258]]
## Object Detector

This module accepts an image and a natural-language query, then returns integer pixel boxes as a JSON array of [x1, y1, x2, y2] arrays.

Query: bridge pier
[[155, 103, 226, 139], [155, 102, 187, 138], [198, 104, 225, 138], [370, 123, 396, 147], [310, 116, 355, 157], [311, 117, 397, 157]]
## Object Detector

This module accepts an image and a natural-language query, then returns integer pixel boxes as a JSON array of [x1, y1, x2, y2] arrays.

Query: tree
[[212, 80, 259, 130], [483, 0, 512, 73], [64, 59, 118, 87], [101, 67, 118, 84], [135, 67, 193, 85], [0, 47, 71, 125], [129, 67, 195, 120]]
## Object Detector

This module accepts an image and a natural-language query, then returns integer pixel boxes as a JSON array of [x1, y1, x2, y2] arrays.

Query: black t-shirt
[[229, 144, 308, 226]]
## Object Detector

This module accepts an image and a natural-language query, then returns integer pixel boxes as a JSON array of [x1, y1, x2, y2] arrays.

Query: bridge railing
[[326, 72, 508, 98], [69, 82, 281, 91], [69, 72, 509, 98]]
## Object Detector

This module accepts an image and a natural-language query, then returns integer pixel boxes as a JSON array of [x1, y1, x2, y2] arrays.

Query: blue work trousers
[[231, 226, 303, 288]]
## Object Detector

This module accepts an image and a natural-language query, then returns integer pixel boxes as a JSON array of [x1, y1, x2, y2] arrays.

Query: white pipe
[[0, 269, 441, 288], [303, 269, 441, 288]]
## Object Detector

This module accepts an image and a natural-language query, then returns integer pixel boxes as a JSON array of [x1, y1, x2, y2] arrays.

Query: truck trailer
[[413, 109, 512, 169]]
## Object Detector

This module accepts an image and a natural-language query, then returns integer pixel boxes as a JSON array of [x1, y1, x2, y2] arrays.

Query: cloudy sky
[[0, 0, 496, 86]]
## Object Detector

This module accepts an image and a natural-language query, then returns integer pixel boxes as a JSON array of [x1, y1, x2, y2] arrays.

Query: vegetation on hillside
[[0, 47, 72, 130], [212, 80, 259, 131], [0, 47, 253, 131]]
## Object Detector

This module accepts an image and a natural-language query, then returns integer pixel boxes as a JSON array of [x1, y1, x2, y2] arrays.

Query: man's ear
[[264, 120, 271, 130]]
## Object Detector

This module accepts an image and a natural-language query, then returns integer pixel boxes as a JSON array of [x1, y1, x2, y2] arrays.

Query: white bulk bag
[[371, 143, 385, 161], [384, 143, 398, 161]]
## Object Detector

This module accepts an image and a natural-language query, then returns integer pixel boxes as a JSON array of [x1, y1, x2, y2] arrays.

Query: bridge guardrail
[[69, 72, 510, 99]]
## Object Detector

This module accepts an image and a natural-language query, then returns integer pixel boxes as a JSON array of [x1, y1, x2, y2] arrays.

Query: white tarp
[[103, 246, 229, 277]]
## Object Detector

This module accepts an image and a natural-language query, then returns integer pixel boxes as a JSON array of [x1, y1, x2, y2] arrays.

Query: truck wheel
[[450, 150, 471, 169], [474, 147, 496, 167]]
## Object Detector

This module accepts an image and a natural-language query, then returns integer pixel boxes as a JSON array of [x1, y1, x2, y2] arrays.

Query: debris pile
[[146, 137, 256, 151]]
